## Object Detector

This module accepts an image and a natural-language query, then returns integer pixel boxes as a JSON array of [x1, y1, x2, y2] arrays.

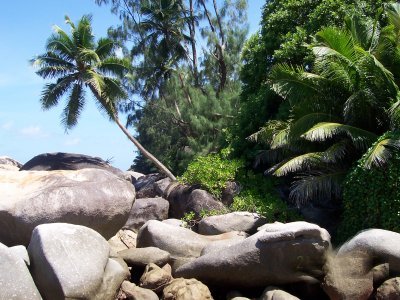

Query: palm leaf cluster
[[31, 15, 131, 129], [250, 4, 400, 206]]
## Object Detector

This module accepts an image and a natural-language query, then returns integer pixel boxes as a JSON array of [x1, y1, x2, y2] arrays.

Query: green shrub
[[232, 171, 301, 222], [179, 149, 244, 198], [338, 132, 400, 243]]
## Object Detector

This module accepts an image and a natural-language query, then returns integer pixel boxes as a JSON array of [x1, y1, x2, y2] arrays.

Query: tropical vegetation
[[32, 0, 400, 239]]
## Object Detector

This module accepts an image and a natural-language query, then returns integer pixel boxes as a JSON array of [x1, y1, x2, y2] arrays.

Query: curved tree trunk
[[114, 117, 177, 181]]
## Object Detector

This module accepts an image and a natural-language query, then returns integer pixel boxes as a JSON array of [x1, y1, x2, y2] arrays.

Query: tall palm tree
[[32, 15, 176, 180], [250, 7, 400, 205]]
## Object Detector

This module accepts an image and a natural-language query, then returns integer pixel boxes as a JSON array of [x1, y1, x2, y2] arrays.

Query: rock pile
[[1, 153, 400, 299]]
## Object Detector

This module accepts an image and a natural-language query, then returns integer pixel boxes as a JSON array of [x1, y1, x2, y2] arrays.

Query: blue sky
[[0, 0, 262, 170]]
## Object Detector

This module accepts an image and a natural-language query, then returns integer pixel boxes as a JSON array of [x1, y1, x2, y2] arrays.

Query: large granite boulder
[[0, 156, 22, 171], [165, 184, 226, 219], [137, 220, 247, 262], [376, 277, 400, 300], [28, 223, 128, 300], [0, 168, 135, 246], [123, 197, 169, 232], [337, 229, 400, 274], [198, 211, 267, 235], [20, 152, 125, 178], [0, 242, 42, 300], [175, 222, 331, 288]]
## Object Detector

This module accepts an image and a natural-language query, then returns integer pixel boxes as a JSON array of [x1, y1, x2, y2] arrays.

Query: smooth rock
[[20, 152, 125, 178], [137, 220, 247, 260], [119, 247, 170, 267], [376, 277, 400, 300], [373, 263, 390, 288], [120, 281, 159, 300], [28, 223, 110, 300], [140, 263, 172, 293], [162, 218, 186, 227], [0, 242, 42, 300], [198, 211, 266, 235], [0, 168, 135, 246], [124, 197, 169, 232], [338, 229, 400, 273], [162, 278, 213, 300], [260, 286, 300, 300], [175, 222, 330, 288], [93, 258, 130, 300], [135, 173, 166, 198], [0, 156, 22, 171], [165, 184, 226, 219], [9, 245, 30, 266], [108, 229, 137, 253]]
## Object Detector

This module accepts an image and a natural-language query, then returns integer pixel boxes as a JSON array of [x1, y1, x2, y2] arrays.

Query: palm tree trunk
[[114, 117, 177, 181]]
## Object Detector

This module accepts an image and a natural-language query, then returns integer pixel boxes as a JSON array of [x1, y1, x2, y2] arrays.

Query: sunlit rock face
[[0, 168, 135, 246]]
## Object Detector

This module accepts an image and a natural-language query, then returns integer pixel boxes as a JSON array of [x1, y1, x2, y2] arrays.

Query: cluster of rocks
[[1, 153, 400, 299]]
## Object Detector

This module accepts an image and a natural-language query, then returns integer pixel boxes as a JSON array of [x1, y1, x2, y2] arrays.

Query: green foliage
[[232, 172, 300, 222], [179, 149, 244, 198], [338, 131, 400, 243]]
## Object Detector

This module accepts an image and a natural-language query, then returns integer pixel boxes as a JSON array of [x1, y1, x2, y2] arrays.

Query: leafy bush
[[179, 149, 244, 198], [180, 149, 301, 222], [338, 132, 400, 243], [232, 171, 301, 222]]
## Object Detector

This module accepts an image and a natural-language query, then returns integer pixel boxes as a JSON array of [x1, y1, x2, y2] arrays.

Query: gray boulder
[[0, 168, 135, 246], [0, 242, 42, 300], [260, 287, 300, 300], [93, 258, 130, 300], [124, 197, 169, 232], [162, 218, 186, 227], [120, 281, 159, 300], [198, 211, 267, 235], [119, 247, 171, 267], [162, 278, 213, 300], [0, 156, 22, 171], [28, 223, 108, 297], [108, 229, 137, 253], [20, 152, 126, 178], [28, 223, 126, 300], [338, 229, 400, 273], [175, 222, 330, 288], [165, 184, 226, 219], [135, 173, 166, 198], [376, 277, 400, 300], [140, 263, 173, 293], [137, 220, 247, 261]]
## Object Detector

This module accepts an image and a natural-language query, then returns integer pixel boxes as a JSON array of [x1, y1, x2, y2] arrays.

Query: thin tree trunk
[[189, 0, 199, 85], [114, 117, 177, 181], [199, 0, 227, 95]]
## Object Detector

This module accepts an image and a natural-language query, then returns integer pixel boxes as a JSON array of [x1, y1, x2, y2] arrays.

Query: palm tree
[[250, 7, 400, 205], [32, 15, 176, 180]]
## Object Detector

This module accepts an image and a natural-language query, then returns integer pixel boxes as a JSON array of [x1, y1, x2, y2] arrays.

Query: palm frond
[[314, 27, 358, 63], [322, 140, 350, 163], [247, 120, 288, 144], [62, 83, 85, 129], [386, 3, 400, 33], [363, 136, 400, 168], [290, 170, 346, 206], [40, 76, 75, 109], [289, 113, 339, 140], [96, 38, 117, 59], [272, 152, 323, 177], [98, 57, 131, 78], [269, 63, 325, 103], [302, 122, 378, 150]]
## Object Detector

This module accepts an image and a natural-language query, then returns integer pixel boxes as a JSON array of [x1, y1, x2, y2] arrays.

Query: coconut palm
[[32, 15, 176, 180], [250, 7, 400, 205]]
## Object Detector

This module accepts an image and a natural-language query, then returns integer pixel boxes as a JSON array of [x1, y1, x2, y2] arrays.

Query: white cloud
[[1, 121, 13, 130], [20, 125, 49, 138], [64, 137, 80, 146]]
